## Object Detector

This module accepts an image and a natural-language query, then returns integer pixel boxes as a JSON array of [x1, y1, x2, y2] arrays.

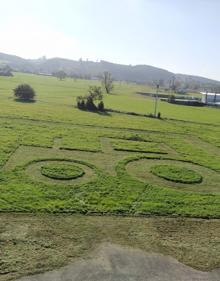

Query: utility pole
[[205, 90, 208, 104], [154, 84, 159, 117], [214, 92, 217, 104]]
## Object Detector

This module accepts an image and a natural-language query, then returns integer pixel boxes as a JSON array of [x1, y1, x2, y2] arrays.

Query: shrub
[[76, 96, 87, 110], [76, 86, 105, 112], [85, 96, 97, 111], [77, 100, 81, 109], [13, 84, 36, 101], [81, 99, 86, 109], [98, 101, 105, 111], [88, 86, 103, 100]]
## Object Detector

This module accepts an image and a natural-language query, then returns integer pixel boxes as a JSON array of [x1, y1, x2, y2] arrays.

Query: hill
[[0, 52, 220, 89]]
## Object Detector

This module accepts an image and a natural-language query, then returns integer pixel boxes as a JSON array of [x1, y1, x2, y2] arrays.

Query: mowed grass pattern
[[41, 162, 85, 180], [150, 164, 202, 184], [0, 73, 219, 217]]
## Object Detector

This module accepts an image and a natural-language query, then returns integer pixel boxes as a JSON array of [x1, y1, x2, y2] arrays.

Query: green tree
[[76, 86, 104, 111], [88, 86, 103, 100], [102, 71, 114, 94], [13, 84, 36, 101], [53, 70, 67, 80], [0, 65, 13, 77]]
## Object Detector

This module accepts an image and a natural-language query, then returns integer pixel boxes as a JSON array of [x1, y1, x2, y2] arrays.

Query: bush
[[77, 99, 86, 110], [81, 99, 85, 109], [77, 100, 82, 109], [88, 86, 103, 100], [13, 84, 36, 101], [85, 96, 97, 111], [98, 101, 105, 111], [76, 86, 105, 112]]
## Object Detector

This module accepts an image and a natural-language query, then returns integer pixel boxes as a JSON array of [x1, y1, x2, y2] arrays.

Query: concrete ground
[[15, 243, 220, 281]]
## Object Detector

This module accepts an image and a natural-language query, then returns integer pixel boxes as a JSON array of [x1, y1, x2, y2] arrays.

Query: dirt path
[[15, 243, 220, 281]]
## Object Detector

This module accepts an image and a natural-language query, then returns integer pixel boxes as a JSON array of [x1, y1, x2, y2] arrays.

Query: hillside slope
[[0, 52, 220, 88]]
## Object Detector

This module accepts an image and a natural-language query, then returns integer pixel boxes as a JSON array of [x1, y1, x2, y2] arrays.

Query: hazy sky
[[0, 0, 220, 80]]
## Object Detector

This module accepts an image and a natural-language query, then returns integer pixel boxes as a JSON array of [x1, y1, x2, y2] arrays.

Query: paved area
[[15, 243, 220, 281]]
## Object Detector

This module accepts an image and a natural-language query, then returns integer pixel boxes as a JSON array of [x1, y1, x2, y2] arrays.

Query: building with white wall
[[201, 92, 220, 105]]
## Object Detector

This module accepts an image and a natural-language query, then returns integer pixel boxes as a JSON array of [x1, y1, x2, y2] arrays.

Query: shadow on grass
[[96, 111, 112, 116], [75, 106, 112, 116], [14, 99, 36, 103], [85, 110, 112, 117]]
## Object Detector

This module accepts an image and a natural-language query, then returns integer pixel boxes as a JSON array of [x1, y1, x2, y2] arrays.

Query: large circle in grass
[[25, 160, 96, 185], [126, 158, 220, 193], [151, 164, 202, 184], [41, 163, 85, 180]]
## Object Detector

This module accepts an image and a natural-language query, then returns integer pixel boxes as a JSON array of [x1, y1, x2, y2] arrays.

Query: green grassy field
[[1, 72, 220, 280], [0, 72, 220, 217]]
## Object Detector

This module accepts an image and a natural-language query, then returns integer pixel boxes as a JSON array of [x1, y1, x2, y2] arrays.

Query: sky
[[0, 0, 220, 80]]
